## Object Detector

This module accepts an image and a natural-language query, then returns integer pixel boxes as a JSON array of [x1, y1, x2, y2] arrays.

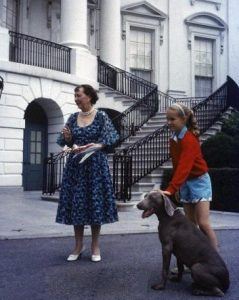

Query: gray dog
[[137, 190, 230, 297]]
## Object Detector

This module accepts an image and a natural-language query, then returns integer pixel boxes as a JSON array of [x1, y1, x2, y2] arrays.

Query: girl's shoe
[[91, 254, 101, 262], [67, 246, 86, 261]]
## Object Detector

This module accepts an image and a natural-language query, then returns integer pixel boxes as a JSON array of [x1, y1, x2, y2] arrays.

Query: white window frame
[[191, 33, 218, 97], [121, 2, 167, 86], [128, 25, 155, 82], [185, 13, 227, 97]]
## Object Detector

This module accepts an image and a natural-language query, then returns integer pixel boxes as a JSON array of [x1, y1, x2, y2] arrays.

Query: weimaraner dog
[[137, 190, 230, 297]]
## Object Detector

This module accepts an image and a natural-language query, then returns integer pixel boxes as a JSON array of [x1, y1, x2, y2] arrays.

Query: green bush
[[201, 133, 239, 168], [161, 168, 239, 212], [209, 168, 239, 212], [222, 111, 239, 137], [201, 112, 239, 168]]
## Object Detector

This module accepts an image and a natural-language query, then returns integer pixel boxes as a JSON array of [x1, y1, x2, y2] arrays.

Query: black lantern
[[0, 76, 4, 99]]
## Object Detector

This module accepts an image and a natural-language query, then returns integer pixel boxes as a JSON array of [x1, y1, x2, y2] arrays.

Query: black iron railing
[[158, 91, 176, 112], [176, 97, 206, 108], [0, 76, 4, 99], [42, 152, 69, 195], [113, 79, 233, 201], [98, 58, 159, 142], [9, 31, 71, 73]]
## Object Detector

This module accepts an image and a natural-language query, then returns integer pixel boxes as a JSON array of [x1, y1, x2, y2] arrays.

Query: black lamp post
[[0, 76, 4, 99]]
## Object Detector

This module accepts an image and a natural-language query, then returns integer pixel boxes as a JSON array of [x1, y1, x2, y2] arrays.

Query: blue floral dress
[[56, 110, 119, 225]]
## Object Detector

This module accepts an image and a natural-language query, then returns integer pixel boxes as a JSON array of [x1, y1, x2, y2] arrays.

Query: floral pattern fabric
[[56, 110, 119, 225]]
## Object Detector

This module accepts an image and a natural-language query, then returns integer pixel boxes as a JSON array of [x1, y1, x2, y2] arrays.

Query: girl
[[161, 103, 218, 251]]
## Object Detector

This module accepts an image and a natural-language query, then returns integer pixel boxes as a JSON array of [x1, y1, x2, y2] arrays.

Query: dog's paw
[[169, 274, 182, 282], [151, 283, 165, 290]]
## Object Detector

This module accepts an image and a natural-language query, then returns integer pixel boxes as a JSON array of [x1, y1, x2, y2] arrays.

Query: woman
[[56, 84, 119, 262]]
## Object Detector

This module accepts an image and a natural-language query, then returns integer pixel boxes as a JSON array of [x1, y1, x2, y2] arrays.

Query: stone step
[[131, 182, 155, 193]]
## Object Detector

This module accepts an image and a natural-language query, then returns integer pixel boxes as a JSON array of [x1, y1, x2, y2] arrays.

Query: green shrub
[[201, 112, 239, 168], [201, 133, 239, 168], [161, 168, 239, 212], [222, 112, 239, 137]]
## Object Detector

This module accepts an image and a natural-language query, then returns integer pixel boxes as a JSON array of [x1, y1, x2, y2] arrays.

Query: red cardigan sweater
[[166, 130, 208, 195]]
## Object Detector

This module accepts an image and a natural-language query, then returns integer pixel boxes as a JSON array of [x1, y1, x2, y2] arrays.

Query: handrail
[[98, 58, 159, 142], [9, 31, 71, 73], [0, 75, 4, 99], [113, 80, 231, 201]]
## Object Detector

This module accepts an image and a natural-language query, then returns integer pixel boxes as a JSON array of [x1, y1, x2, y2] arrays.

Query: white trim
[[191, 33, 220, 97], [125, 22, 159, 84], [190, 0, 222, 11], [121, 1, 167, 20]]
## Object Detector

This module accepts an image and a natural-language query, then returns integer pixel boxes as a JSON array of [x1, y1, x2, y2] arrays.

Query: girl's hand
[[160, 190, 172, 196], [62, 126, 72, 142]]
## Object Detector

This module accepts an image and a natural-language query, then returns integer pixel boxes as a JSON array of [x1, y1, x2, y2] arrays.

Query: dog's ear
[[162, 194, 175, 217]]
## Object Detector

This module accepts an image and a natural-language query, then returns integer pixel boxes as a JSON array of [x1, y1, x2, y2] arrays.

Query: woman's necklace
[[80, 107, 95, 116]]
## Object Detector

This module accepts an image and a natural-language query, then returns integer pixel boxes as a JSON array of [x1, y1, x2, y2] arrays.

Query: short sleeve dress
[[56, 110, 119, 225]]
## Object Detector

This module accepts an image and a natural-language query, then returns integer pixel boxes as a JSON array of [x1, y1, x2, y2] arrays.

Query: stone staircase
[[107, 108, 234, 205], [96, 84, 136, 112]]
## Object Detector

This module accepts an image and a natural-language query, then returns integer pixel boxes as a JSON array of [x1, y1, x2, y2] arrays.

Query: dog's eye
[[144, 193, 149, 199]]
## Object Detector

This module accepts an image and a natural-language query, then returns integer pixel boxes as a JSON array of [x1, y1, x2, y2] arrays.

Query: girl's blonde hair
[[168, 103, 200, 137]]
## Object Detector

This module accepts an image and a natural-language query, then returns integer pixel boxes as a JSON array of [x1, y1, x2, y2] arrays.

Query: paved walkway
[[0, 187, 239, 240], [0, 231, 238, 300]]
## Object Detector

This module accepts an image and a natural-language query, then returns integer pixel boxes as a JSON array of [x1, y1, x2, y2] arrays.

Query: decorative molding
[[190, 0, 222, 11], [185, 12, 227, 53], [47, 0, 52, 29], [121, 1, 167, 20], [121, 1, 167, 43]]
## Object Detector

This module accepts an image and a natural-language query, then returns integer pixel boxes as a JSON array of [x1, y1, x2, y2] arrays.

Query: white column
[[61, 0, 88, 49], [100, 0, 121, 67], [60, 0, 98, 86], [0, 26, 9, 61]]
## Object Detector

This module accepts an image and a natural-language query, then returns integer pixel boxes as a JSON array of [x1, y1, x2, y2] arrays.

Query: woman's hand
[[62, 126, 72, 142], [72, 143, 103, 153]]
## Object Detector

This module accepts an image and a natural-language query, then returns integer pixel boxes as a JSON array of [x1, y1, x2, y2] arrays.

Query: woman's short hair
[[74, 84, 99, 105]]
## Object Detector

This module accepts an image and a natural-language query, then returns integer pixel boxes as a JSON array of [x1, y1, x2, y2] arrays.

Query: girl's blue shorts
[[179, 173, 212, 204]]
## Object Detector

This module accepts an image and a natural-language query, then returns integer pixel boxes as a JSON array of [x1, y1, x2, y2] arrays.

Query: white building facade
[[0, 0, 239, 189]]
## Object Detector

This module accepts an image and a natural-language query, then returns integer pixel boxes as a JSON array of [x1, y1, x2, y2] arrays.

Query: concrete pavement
[[0, 231, 238, 300], [0, 187, 239, 240]]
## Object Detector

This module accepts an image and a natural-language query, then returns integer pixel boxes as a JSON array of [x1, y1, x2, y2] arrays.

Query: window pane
[[145, 57, 151, 70], [31, 131, 36, 141], [36, 154, 41, 164], [138, 43, 144, 56], [36, 142, 41, 153], [138, 55, 145, 69], [30, 154, 35, 164], [130, 30, 137, 42], [145, 44, 151, 57], [195, 77, 212, 97], [138, 31, 144, 43], [194, 37, 213, 77], [130, 28, 153, 72], [30, 142, 36, 153], [130, 55, 137, 68], [36, 131, 42, 142], [144, 32, 151, 44], [130, 42, 137, 55]]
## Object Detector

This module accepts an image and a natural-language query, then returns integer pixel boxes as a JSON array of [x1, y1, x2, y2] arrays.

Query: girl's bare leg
[[194, 201, 218, 250], [91, 225, 101, 255], [183, 203, 197, 225]]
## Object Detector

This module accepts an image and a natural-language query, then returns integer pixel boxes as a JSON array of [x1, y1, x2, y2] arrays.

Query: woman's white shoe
[[67, 246, 86, 262], [91, 254, 101, 262]]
